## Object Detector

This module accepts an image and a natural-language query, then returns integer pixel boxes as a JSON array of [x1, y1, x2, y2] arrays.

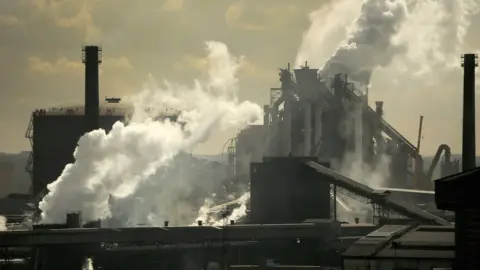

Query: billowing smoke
[[39, 41, 263, 225], [297, 0, 479, 157], [296, 0, 479, 193], [195, 192, 250, 226], [82, 258, 94, 270], [0, 215, 6, 231], [297, 0, 408, 87], [295, 0, 361, 69]]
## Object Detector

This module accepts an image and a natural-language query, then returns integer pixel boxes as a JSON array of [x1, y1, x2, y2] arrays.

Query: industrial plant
[[0, 43, 478, 270]]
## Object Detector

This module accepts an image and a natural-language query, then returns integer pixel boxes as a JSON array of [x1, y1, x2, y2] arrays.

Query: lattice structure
[[24, 113, 34, 181]]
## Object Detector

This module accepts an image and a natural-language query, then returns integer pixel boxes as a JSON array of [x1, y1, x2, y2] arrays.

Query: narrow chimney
[[461, 54, 477, 171], [82, 45, 102, 133]]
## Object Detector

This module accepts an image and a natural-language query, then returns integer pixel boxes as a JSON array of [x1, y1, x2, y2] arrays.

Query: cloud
[[27, 56, 133, 75], [173, 55, 208, 71], [0, 0, 326, 155], [161, 0, 184, 11], [173, 54, 274, 80], [28, 0, 101, 42], [28, 57, 83, 74], [103, 57, 134, 70], [225, 2, 265, 31], [224, 0, 311, 32], [0, 14, 22, 26]]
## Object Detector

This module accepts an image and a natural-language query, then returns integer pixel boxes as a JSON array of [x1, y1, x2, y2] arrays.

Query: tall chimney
[[461, 54, 477, 171], [82, 45, 102, 133]]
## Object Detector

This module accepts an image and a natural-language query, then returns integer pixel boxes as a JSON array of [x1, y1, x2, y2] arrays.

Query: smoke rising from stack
[[296, 0, 479, 190], [39, 41, 262, 225], [297, 0, 408, 87], [297, 0, 478, 85]]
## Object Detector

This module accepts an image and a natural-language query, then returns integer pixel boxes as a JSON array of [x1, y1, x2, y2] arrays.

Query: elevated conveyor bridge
[[304, 161, 450, 226]]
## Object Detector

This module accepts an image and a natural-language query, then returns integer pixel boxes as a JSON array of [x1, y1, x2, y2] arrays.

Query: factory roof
[[343, 225, 454, 260], [31, 104, 179, 118], [0, 221, 339, 246], [434, 167, 480, 210]]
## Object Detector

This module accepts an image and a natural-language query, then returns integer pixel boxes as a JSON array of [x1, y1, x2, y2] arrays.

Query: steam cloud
[[297, 0, 479, 154], [0, 215, 6, 231], [39, 41, 262, 225], [296, 0, 479, 189], [321, 0, 408, 86], [297, 0, 478, 85]]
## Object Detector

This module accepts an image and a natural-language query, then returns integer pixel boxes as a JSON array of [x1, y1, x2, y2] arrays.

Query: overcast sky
[[0, 0, 479, 156]]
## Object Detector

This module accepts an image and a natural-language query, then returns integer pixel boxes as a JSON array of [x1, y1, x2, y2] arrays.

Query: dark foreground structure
[[343, 225, 454, 269], [435, 168, 480, 270], [434, 54, 480, 270], [0, 158, 452, 270]]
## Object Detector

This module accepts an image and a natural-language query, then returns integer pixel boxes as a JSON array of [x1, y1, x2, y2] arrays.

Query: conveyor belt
[[316, 79, 418, 156], [343, 88, 417, 155], [305, 161, 450, 226]]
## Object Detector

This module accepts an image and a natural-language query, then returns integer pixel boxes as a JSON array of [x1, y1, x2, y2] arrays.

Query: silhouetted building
[[435, 168, 480, 270], [25, 105, 127, 197]]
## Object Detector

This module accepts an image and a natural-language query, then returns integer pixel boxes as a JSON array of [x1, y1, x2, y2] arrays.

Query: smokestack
[[82, 45, 102, 133], [461, 54, 477, 171]]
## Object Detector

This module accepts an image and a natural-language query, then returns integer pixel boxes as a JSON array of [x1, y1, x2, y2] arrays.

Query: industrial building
[[25, 104, 127, 197], [24, 46, 178, 198], [343, 225, 454, 270], [232, 63, 459, 192], [0, 46, 477, 270]]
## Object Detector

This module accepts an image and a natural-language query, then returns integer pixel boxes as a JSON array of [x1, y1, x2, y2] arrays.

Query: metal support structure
[[413, 116, 424, 189], [269, 88, 282, 108], [222, 137, 238, 177], [333, 185, 337, 221], [24, 114, 35, 181]]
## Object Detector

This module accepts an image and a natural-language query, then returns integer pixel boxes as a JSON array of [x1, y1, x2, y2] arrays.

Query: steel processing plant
[[0, 38, 479, 270]]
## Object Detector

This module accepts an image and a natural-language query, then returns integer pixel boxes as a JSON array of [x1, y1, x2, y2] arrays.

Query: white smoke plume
[[339, 152, 391, 188], [0, 215, 6, 231], [39, 41, 263, 225], [295, 0, 361, 69], [194, 192, 250, 226], [297, 0, 408, 87], [319, 0, 408, 86], [82, 258, 94, 270], [298, 0, 478, 87]]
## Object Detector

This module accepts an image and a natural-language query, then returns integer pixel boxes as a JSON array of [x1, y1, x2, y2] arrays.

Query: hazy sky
[[0, 0, 479, 156]]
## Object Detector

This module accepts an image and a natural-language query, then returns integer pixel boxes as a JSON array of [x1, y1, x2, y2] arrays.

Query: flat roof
[[343, 225, 454, 260], [31, 105, 179, 117]]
